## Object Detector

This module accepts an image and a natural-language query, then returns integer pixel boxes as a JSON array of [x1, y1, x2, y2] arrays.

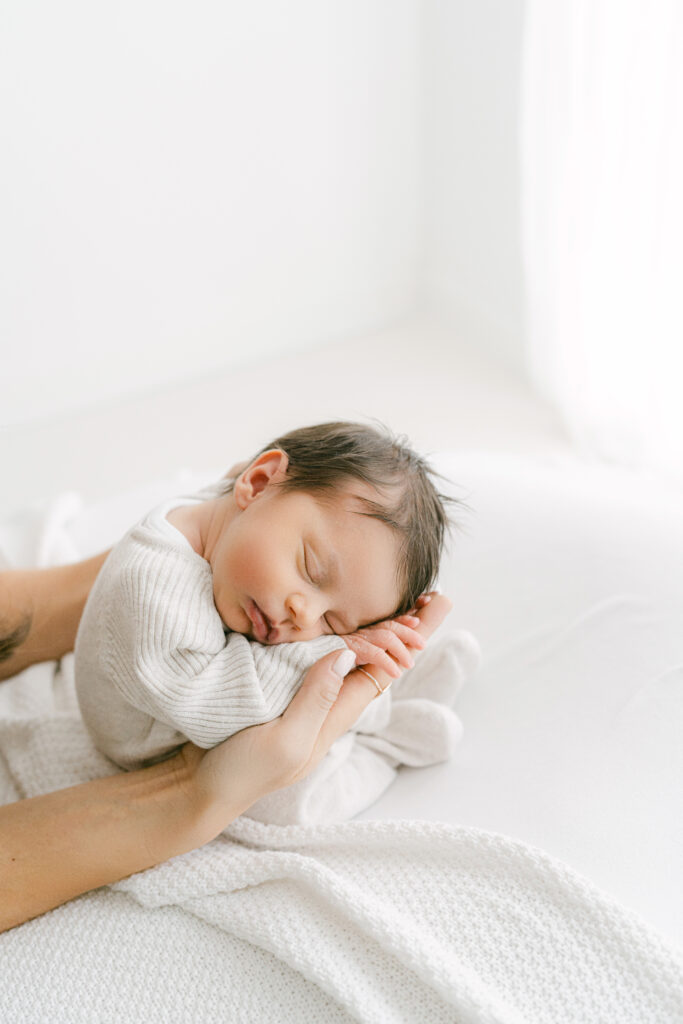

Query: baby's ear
[[234, 449, 289, 509]]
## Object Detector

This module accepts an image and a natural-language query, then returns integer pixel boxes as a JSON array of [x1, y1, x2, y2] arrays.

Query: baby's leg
[[0, 552, 109, 681]]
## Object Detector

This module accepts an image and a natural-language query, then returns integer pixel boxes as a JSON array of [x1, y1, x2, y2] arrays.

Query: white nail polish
[[332, 650, 357, 678]]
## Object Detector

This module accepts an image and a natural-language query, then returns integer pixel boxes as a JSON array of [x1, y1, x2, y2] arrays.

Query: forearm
[[0, 552, 109, 681], [0, 751, 228, 933]]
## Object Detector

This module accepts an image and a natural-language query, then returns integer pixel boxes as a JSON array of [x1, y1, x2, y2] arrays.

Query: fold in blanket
[[117, 817, 683, 1024]]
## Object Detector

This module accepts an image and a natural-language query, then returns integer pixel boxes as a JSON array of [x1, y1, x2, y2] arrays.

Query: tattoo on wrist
[[0, 613, 32, 663]]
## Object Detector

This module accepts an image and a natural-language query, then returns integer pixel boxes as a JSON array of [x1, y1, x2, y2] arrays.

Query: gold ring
[[357, 666, 386, 695]]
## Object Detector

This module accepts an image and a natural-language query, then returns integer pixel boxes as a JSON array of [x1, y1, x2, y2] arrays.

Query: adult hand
[[181, 592, 452, 835]]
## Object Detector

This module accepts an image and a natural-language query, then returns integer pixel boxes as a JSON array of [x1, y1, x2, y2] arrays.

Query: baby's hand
[[342, 614, 426, 679]]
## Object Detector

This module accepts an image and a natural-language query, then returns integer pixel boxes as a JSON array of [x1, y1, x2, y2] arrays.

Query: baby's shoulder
[[165, 505, 204, 555], [104, 508, 205, 588]]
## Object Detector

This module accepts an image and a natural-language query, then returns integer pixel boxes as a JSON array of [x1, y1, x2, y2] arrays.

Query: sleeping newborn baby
[[74, 421, 452, 770]]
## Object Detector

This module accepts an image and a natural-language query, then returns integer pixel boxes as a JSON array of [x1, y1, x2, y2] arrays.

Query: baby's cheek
[[232, 548, 269, 590]]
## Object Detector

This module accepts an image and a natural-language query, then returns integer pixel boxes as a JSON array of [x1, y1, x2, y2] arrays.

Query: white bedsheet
[[1, 452, 681, 1022]]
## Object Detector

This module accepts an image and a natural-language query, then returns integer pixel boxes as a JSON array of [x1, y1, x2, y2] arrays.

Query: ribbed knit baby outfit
[[74, 483, 346, 769]]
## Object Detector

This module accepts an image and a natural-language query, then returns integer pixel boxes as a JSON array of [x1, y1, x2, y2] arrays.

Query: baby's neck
[[166, 496, 236, 561], [166, 503, 208, 557]]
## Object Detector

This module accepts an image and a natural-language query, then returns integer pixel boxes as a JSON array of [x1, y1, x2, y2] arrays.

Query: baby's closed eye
[[303, 543, 326, 587]]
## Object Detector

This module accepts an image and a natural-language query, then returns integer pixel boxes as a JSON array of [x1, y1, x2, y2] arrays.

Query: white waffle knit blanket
[[1, 692, 682, 1023]]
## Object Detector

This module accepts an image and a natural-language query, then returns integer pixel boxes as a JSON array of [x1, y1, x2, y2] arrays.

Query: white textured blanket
[[1, 677, 682, 1023]]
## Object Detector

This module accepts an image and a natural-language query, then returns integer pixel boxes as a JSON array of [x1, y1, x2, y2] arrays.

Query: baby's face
[[207, 477, 402, 644]]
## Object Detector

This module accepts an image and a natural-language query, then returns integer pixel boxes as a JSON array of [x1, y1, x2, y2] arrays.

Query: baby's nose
[[286, 592, 320, 631]]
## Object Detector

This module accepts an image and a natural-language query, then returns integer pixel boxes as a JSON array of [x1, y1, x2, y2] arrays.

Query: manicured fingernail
[[333, 650, 357, 678]]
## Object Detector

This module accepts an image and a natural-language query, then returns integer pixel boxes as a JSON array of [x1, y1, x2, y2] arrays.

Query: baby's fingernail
[[332, 650, 357, 678]]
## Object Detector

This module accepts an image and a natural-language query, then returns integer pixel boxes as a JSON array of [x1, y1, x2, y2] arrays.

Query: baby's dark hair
[[234, 421, 459, 617]]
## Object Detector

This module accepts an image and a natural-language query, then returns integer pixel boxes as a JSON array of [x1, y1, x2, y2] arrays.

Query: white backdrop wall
[[421, 0, 527, 369], [1, 1, 421, 427]]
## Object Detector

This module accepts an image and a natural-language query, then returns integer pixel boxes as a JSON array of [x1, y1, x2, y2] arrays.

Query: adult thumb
[[281, 648, 357, 735]]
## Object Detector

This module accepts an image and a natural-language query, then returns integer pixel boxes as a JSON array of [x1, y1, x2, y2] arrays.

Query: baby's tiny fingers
[[359, 629, 415, 669], [374, 618, 425, 647], [343, 635, 402, 677], [382, 636, 414, 669], [388, 623, 426, 650], [356, 638, 403, 678], [367, 651, 402, 678]]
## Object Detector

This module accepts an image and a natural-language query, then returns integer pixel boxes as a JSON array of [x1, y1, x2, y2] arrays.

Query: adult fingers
[[188, 649, 366, 815], [406, 591, 439, 615], [278, 647, 357, 751], [413, 593, 452, 634], [304, 668, 386, 771], [284, 594, 453, 782]]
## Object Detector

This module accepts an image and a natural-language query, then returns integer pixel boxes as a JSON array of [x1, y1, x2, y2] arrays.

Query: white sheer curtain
[[521, 1, 683, 482]]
